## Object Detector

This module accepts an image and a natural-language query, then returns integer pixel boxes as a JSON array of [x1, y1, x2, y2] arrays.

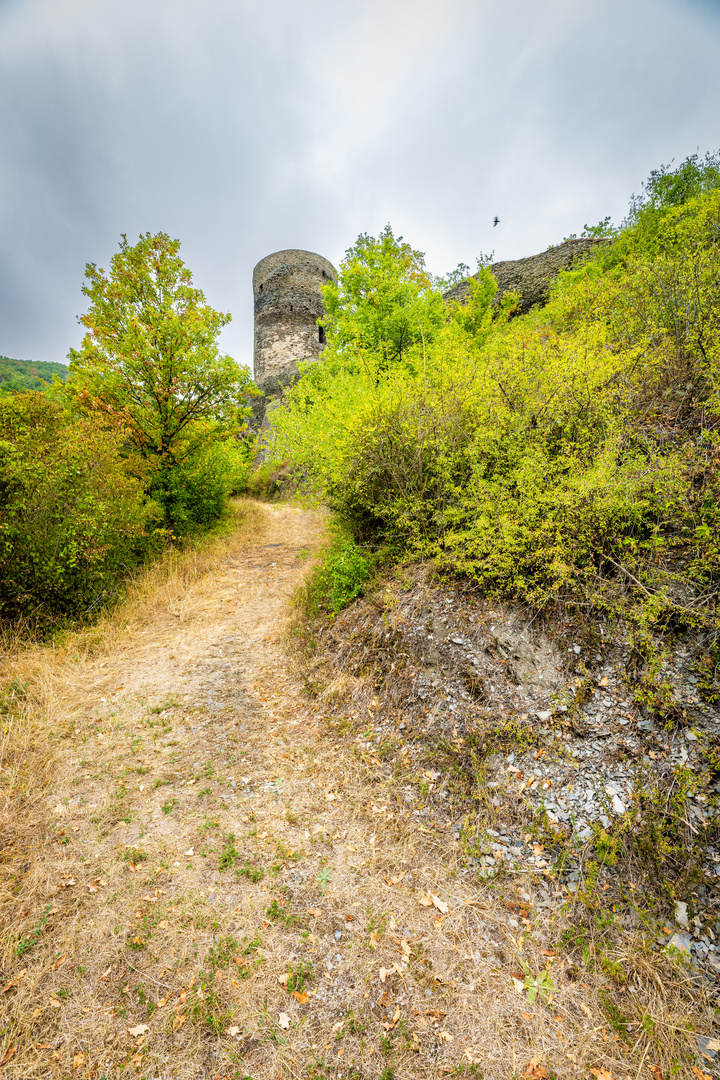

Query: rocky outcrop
[[444, 237, 610, 314]]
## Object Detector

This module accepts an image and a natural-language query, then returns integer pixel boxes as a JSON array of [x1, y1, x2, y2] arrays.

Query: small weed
[[219, 833, 240, 871], [16, 905, 51, 958], [161, 799, 178, 815], [316, 866, 332, 893], [237, 864, 265, 884], [518, 961, 558, 1005], [207, 934, 240, 970], [287, 958, 313, 992], [123, 847, 147, 864], [266, 898, 299, 927]]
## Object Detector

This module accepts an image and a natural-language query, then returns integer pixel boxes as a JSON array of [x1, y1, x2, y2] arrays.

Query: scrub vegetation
[[271, 152, 720, 650]]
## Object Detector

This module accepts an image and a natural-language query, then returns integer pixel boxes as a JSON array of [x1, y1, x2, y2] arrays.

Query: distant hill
[[0, 356, 69, 394]]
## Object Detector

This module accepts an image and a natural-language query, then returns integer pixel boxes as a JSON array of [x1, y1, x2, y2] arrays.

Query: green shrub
[[152, 435, 252, 536], [270, 163, 720, 632], [0, 392, 160, 627], [296, 526, 379, 617]]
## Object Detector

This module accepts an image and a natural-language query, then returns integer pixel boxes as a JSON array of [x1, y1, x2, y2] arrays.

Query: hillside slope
[[0, 356, 68, 394]]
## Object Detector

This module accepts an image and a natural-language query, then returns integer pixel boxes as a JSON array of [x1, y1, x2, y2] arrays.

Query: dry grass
[[0, 501, 716, 1080]]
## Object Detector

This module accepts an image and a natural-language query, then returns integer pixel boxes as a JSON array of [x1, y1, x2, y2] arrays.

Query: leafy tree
[[319, 224, 446, 374], [626, 149, 720, 222], [66, 232, 253, 529]]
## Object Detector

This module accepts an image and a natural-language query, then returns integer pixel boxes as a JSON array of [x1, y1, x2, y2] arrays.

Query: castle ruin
[[249, 238, 608, 429]]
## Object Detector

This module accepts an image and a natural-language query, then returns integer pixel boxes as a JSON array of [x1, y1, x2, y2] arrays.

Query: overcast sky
[[1, 0, 720, 371]]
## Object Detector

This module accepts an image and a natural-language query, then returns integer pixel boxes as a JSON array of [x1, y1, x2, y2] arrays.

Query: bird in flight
[[493, 216, 500, 227]]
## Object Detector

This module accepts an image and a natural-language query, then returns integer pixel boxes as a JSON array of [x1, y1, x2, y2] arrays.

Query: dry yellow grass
[[0, 498, 715, 1080]]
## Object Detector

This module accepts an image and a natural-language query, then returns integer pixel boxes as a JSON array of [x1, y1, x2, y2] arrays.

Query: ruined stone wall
[[444, 237, 610, 313], [252, 249, 337, 387]]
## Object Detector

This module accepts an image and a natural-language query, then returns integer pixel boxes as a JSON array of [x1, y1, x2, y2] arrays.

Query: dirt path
[[0, 502, 686, 1080]]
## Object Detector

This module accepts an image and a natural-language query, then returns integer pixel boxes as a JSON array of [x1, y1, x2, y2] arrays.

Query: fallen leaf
[[379, 967, 392, 983], [521, 1012, 535, 1020], [307, 908, 322, 918], [87, 883, 98, 893], [589, 1070, 614, 1080], [1, 968, 27, 992], [172, 1012, 187, 1031], [651, 1068, 663, 1080], [48, 997, 62, 1008], [512, 977, 525, 994], [391, 1006, 400, 1024], [292, 991, 309, 1004], [438, 1030, 453, 1043], [157, 920, 169, 929], [599, 676, 609, 687], [370, 930, 380, 945], [0, 1045, 16, 1066], [278, 1012, 290, 1030], [704, 1039, 720, 1052], [127, 1024, 150, 1037], [325, 792, 339, 801], [60, 878, 76, 887], [278, 973, 289, 988], [52, 804, 67, 816], [523, 1056, 547, 1080], [184, 848, 194, 857], [226, 1026, 241, 1036], [73, 1051, 85, 1069], [691, 1067, 713, 1080], [431, 894, 449, 915], [424, 770, 441, 781], [53, 955, 67, 971]]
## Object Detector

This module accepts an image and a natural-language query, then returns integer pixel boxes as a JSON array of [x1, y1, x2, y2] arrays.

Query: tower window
[[319, 325, 326, 345]]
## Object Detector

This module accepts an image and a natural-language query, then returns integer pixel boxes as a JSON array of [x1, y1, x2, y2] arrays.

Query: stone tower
[[252, 249, 337, 387]]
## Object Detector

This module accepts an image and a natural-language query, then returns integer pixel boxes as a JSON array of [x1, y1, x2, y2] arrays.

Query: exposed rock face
[[253, 249, 337, 386], [443, 237, 610, 314]]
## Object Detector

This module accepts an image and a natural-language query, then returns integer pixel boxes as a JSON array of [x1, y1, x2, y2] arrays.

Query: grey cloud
[[1, 0, 719, 368]]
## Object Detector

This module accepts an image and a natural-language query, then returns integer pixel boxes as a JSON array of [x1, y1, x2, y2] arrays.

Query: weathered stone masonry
[[253, 249, 337, 388]]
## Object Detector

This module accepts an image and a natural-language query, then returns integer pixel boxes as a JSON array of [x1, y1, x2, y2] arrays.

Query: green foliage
[[319, 223, 447, 374], [207, 934, 240, 969], [66, 231, 254, 533], [296, 525, 379, 618], [272, 164, 720, 636], [218, 833, 240, 871], [0, 392, 158, 626], [0, 356, 69, 395], [518, 960, 558, 1005], [287, 958, 313, 992], [626, 149, 720, 223]]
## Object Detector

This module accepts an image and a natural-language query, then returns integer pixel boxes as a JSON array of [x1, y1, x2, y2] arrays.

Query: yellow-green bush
[[0, 393, 160, 627], [270, 177, 720, 624]]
